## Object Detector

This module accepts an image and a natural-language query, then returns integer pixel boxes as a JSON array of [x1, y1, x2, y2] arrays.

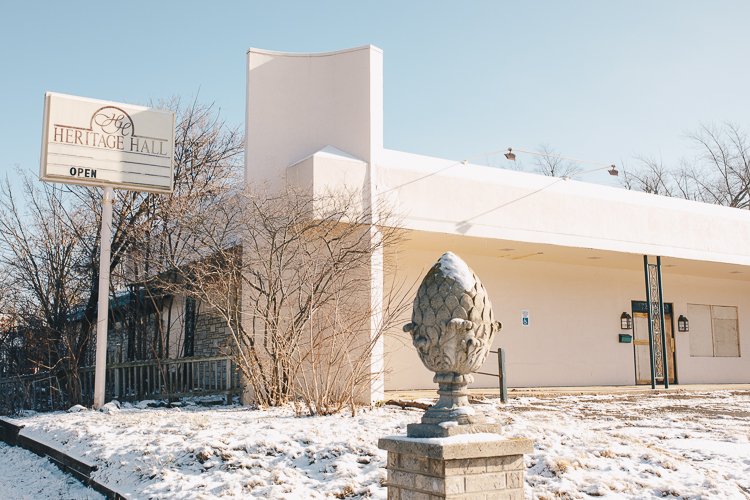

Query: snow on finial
[[436, 252, 475, 291]]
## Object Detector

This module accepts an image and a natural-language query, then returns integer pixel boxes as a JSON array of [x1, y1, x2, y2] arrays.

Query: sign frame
[[40, 92, 175, 194]]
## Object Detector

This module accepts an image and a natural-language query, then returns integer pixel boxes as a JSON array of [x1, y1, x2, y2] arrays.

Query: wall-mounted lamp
[[504, 148, 516, 161], [678, 315, 689, 332], [621, 312, 633, 330]]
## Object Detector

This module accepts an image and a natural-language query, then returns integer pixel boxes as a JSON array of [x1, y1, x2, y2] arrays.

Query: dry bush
[[154, 181, 410, 414]]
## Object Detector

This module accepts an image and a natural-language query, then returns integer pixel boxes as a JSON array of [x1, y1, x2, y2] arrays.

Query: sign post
[[40, 93, 175, 408], [94, 186, 115, 409]]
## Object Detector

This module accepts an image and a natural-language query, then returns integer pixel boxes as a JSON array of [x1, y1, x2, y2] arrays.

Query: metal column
[[644, 255, 668, 389], [643, 255, 657, 389], [656, 257, 669, 389]]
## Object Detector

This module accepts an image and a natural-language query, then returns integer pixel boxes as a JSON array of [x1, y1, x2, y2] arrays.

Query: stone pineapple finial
[[403, 252, 502, 437]]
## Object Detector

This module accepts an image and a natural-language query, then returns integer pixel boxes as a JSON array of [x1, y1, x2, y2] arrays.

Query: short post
[[498, 347, 507, 404], [94, 186, 115, 409]]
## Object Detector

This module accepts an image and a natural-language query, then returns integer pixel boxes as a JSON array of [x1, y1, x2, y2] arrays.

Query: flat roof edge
[[246, 45, 382, 57], [379, 149, 750, 221]]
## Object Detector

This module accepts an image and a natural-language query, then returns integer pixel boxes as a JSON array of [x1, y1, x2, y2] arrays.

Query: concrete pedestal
[[378, 435, 533, 500]]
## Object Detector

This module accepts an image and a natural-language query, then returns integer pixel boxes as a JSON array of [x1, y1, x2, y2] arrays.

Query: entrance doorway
[[632, 301, 676, 385]]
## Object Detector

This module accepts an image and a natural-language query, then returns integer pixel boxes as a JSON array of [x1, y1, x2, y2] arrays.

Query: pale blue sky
[[2, 1, 749, 187]]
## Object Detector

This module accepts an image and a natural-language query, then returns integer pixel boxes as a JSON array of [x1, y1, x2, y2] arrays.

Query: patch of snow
[[0, 442, 103, 499], [450, 406, 475, 416], [438, 421, 458, 428], [99, 402, 119, 414], [437, 251, 475, 290], [67, 404, 86, 413], [415, 398, 436, 405], [135, 400, 156, 409], [385, 432, 505, 446]]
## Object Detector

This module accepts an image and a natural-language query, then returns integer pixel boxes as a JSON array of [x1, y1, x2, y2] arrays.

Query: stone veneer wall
[[193, 313, 232, 357], [102, 309, 235, 361]]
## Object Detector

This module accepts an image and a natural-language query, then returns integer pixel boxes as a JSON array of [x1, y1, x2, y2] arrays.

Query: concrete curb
[[0, 417, 128, 500], [385, 383, 750, 401]]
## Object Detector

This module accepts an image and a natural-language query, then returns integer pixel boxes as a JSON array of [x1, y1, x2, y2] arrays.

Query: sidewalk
[[385, 383, 750, 401]]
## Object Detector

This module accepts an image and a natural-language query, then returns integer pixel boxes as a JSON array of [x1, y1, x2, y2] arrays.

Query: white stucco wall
[[384, 246, 750, 389], [286, 146, 368, 203]]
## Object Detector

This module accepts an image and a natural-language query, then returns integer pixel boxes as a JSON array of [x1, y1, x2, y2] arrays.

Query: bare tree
[[624, 122, 750, 208], [0, 173, 95, 403], [532, 144, 582, 178], [153, 181, 410, 414], [71, 96, 243, 363], [680, 122, 750, 208], [0, 96, 243, 409], [620, 155, 676, 196]]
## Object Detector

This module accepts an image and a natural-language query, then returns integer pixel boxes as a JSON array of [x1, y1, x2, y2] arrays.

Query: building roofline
[[246, 45, 382, 57]]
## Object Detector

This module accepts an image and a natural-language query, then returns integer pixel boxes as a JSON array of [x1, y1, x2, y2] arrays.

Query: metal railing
[[473, 348, 508, 403], [0, 355, 241, 415]]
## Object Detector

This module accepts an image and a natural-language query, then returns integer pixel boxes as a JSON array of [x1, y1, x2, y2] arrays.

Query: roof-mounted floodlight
[[459, 147, 617, 181]]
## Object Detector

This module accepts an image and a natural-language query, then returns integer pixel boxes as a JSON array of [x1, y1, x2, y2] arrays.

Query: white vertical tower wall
[[245, 45, 385, 403], [246, 46, 383, 190]]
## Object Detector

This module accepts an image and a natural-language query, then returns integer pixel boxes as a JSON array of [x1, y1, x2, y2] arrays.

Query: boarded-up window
[[687, 304, 740, 357], [712, 306, 741, 357]]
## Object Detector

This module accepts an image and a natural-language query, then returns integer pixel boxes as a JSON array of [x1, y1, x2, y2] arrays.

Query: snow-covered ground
[[1, 390, 748, 499], [0, 442, 103, 499]]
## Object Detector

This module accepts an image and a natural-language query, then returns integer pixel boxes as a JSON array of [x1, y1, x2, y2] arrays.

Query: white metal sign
[[521, 309, 530, 326], [40, 92, 175, 193]]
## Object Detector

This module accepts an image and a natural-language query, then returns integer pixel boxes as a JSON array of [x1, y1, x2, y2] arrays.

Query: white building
[[245, 45, 750, 402]]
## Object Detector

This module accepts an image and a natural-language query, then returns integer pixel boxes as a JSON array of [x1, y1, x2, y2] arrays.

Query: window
[[687, 304, 740, 357]]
